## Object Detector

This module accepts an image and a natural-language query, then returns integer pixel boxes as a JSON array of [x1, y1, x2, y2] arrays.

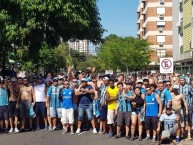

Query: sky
[[97, 0, 139, 38]]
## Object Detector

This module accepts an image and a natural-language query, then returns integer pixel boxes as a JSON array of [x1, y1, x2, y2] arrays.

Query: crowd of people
[[0, 69, 193, 144]]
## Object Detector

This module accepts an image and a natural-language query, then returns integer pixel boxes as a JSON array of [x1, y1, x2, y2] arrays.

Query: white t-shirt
[[159, 113, 176, 130], [34, 84, 46, 102]]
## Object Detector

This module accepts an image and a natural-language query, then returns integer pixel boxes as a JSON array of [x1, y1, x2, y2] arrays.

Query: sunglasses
[[73, 81, 77, 83], [166, 84, 171, 86]]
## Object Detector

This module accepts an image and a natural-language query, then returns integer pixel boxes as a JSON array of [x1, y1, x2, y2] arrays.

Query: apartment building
[[137, 0, 173, 64], [68, 40, 89, 54], [173, 0, 193, 74]]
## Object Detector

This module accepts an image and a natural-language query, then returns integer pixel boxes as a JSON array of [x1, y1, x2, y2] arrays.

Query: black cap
[[166, 105, 172, 110]]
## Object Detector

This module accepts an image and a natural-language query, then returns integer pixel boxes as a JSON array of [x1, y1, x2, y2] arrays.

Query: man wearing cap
[[179, 76, 193, 139], [8, 78, 20, 133], [34, 77, 48, 131], [143, 78, 149, 89], [98, 76, 109, 134], [157, 106, 181, 144], [75, 78, 97, 134], [0, 80, 9, 133], [46, 78, 61, 131]]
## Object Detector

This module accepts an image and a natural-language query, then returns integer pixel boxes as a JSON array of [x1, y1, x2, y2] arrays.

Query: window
[[157, 21, 165, 26], [157, 7, 165, 15], [157, 49, 166, 58], [157, 35, 165, 42]]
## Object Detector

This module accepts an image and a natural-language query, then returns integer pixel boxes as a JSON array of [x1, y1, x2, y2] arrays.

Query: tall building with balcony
[[137, 0, 173, 64], [173, 0, 193, 74], [68, 40, 89, 54]]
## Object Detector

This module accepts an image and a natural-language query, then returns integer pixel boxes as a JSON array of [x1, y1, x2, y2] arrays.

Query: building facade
[[137, 0, 173, 64], [173, 0, 193, 74], [68, 40, 89, 54]]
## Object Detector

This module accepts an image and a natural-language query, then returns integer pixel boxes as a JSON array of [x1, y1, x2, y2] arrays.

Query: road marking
[[78, 131, 87, 135]]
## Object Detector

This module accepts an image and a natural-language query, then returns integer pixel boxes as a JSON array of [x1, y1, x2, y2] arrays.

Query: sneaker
[[98, 129, 102, 134], [138, 136, 142, 141], [130, 135, 135, 141], [114, 134, 120, 139], [45, 126, 49, 131], [4, 129, 9, 133], [107, 132, 113, 138], [176, 137, 180, 144], [152, 138, 156, 143], [9, 128, 14, 133], [143, 136, 150, 141], [14, 128, 19, 133], [92, 128, 97, 134], [62, 128, 67, 134], [49, 126, 52, 131], [76, 128, 81, 134], [125, 136, 130, 140], [36, 126, 40, 131], [187, 134, 192, 140], [20, 128, 25, 132], [70, 131, 74, 135], [51, 126, 56, 132]]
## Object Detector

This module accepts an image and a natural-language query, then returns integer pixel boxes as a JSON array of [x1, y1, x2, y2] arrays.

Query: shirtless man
[[17, 78, 35, 131], [8, 78, 20, 133], [171, 84, 188, 137]]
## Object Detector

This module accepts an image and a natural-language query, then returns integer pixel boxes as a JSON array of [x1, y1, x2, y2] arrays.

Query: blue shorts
[[50, 107, 62, 118], [35, 102, 46, 117], [99, 105, 107, 120], [78, 104, 94, 121], [132, 107, 142, 115]]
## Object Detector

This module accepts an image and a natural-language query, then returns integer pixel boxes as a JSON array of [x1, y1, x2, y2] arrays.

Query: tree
[[0, 0, 104, 76], [97, 34, 151, 74]]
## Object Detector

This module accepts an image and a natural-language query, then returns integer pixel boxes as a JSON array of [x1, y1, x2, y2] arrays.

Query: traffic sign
[[160, 58, 173, 74]]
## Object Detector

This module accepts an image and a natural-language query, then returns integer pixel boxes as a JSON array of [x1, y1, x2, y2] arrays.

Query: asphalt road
[[0, 129, 172, 145]]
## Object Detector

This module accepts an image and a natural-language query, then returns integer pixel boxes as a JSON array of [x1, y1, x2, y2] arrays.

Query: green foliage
[[97, 34, 151, 72], [0, 0, 103, 75]]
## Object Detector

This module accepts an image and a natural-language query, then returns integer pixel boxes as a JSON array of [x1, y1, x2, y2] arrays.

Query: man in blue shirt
[[179, 76, 193, 140], [114, 82, 132, 139], [156, 81, 172, 113], [144, 84, 162, 142], [76, 78, 97, 134], [0, 80, 9, 133], [60, 80, 75, 134], [46, 78, 61, 131]]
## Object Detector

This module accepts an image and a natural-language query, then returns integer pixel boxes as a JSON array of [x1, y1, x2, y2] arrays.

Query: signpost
[[160, 58, 173, 74]]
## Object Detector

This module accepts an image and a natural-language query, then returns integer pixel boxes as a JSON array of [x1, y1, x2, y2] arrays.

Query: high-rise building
[[68, 40, 89, 54], [173, 0, 193, 74], [137, 0, 173, 64]]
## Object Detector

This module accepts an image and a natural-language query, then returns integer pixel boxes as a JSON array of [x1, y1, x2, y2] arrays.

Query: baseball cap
[[81, 78, 87, 82], [137, 80, 143, 83], [46, 78, 52, 82], [166, 105, 172, 110], [173, 84, 179, 89], [179, 76, 185, 80], [11, 78, 17, 82], [103, 77, 109, 81], [53, 77, 58, 82], [143, 78, 149, 82]]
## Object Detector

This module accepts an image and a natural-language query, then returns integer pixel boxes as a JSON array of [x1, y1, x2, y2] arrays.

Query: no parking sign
[[160, 58, 173, 74]]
